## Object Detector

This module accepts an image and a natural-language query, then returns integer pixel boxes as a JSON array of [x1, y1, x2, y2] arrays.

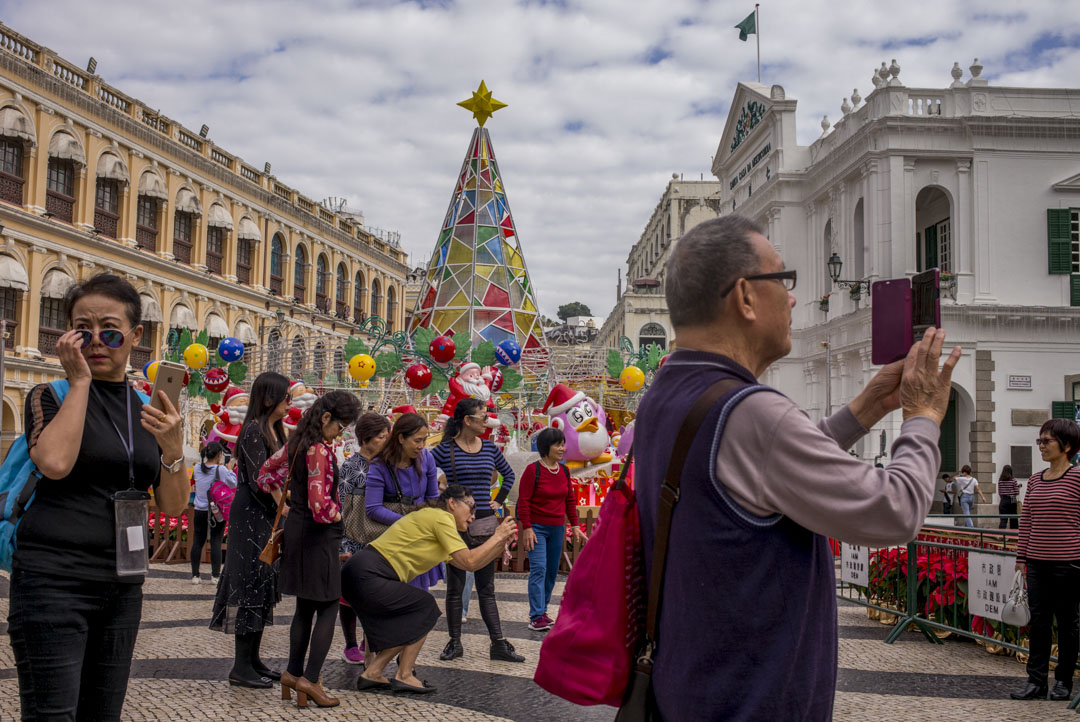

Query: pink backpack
[[533, 456, 644, 707], [208, 467, 235, 523]]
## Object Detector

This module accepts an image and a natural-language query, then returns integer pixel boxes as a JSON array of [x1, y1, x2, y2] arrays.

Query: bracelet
[[161, 454, 184, 473]]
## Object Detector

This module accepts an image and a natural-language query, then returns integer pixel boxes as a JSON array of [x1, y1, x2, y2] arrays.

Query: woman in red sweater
[[1011, 418, 1080, 702], [519, 428, 588, 631]]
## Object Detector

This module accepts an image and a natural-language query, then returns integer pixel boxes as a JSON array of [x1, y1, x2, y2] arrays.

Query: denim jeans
[[527, 523, 565, 620], [461, 570, 475, 616], [8, 567, 143, 721], [960, 493, 975, 528]]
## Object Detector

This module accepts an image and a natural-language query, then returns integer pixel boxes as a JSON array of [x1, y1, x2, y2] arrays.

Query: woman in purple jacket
[[365, 413, 442, 591]]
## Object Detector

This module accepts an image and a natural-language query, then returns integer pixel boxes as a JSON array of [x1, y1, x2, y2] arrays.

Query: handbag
[[447, 442, 502, 539], [1001, 569, 1031, 627], [208, 466, 235, 525], [534, 378, 742, 714], [259, 447, 301, 566], [343, 463, 416, 545]]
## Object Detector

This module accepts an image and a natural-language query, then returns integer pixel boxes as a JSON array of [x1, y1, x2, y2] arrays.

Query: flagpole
[[755, 3, 761, 83]]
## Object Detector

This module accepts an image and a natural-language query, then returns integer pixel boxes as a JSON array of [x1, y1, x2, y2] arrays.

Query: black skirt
[[341, 548, 440, 652], [279, 511, 343, 602]]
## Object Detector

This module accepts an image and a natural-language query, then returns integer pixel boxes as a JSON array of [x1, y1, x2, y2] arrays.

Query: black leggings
[[339, 604, 359, 649], [288, 598, 339, 683], [446, 554, 502, 641], [190, 509, 225, 578], [998, 500, 1019, 529]]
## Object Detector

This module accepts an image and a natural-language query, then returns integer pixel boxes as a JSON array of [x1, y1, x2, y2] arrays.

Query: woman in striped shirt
[[1011, 418, 1080, 702], [430, 397, 524, 664], [996, 465, 1021, 529]]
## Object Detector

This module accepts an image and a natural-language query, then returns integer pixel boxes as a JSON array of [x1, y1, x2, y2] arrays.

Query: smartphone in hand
[[150, 361, 187, 413], [871, 279, 913, 365]]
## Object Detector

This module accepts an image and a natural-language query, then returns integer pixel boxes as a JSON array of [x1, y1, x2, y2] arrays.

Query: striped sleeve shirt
[[431, 440, 515, 518], [997, 479, 1020, 497], [1016, 466, 1080, 562]]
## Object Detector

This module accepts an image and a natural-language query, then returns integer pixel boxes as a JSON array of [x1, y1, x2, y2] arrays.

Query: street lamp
[[827, 252, 871, 298]]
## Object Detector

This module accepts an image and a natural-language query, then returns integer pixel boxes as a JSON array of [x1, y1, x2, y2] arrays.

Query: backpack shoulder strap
[[48, 379, 70, 404]]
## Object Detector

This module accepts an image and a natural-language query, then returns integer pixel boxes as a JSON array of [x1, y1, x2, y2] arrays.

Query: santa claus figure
[[543, 383, 612, 469], [284, 380, 318, 433], [207, 386, 250, 447], [433, 361, 500, 435]]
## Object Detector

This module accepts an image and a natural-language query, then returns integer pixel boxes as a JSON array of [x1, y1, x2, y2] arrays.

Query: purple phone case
[[871, 279, 913, 365]]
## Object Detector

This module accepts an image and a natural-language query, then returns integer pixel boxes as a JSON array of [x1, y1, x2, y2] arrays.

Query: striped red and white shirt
[[997, 478, 1020, 497], [1016, 466, 1080, 562]]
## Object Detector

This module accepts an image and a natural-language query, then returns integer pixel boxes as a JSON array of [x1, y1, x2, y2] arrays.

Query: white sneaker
[[211, 576, 220, 585], [191, 576, 200, 585]]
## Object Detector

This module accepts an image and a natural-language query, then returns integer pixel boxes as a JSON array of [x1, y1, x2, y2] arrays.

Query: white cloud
[[5, 0, 1077, 320]]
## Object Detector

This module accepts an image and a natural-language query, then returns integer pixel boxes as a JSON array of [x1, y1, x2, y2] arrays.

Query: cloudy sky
[[5, 0, 1077, 319]]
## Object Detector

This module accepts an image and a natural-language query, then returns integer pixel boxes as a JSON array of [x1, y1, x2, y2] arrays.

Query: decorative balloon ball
[[348, 354, 376, 382], [429, 335, 456, 364], [143, 360, 158, 383], [217, 337, 245, 363], [203, 367, 230, 393], [620, 366, 645, 392], [489, 366, 504, 392], [183, 343, 208, 370], [495, 339, 522, 366], [183, 370, 191, 386], [659, 354, 670, 368], [405, 363, 433, 390]]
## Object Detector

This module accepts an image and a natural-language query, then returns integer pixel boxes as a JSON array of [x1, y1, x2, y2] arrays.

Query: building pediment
[[1053, 171, 1080, 192], [719, 83, 775, 159]]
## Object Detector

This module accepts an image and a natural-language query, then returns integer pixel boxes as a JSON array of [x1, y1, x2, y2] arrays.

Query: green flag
[[735, 11, 756, 41]]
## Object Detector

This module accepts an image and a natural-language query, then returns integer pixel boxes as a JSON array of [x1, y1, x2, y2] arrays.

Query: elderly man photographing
[[635, 216, 960, 720]]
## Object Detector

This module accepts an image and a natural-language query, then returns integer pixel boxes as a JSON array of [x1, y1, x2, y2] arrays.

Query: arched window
[[236, 217, 260, 285], [46, 130, 83, 223], [267, 329, 283, 372], [371, 279, 382, 319], [205, 203, 232, 276], [136, 171, 167, 253], [294, 245, 308, 302], [823, 218, 833, 289], [336, 263, 348, 303], [315, 254, 329, 310], [290, 336, 306, 377], [916, 187, 952, 273], [270, 234, 285, 294], [314, 341, 327, 378], [0, 106, 32, 206], [93, 152, 127, 239], [639, 322, 667, 351], [386, 285, 397, 332], [353, 271, 366, 323], [173, 188, 200, 264], [853, 199, 865, 281]]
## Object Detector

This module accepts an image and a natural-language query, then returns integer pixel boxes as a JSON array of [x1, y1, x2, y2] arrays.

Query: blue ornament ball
[[495, 339, 522, 366], [217, 337, 245, 363]]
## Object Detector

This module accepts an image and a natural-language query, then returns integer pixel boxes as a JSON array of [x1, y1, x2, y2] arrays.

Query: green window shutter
[[923, 224, 938, 271], [1048, 208, 1072, 274], [1051, 401, 1078, 420], [1071, 274, 1080, 307], [938, 394, 957, 471]]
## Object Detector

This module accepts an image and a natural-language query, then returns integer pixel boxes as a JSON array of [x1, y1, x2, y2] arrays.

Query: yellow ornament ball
[[143, 360, 158, 383], [620, 365, 645, 392], [183, 343, 209, 370], [348, 354, 376, 382]]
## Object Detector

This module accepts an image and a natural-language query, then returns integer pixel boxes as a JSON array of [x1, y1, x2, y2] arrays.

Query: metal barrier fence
[[835, 514, 1080, 709]]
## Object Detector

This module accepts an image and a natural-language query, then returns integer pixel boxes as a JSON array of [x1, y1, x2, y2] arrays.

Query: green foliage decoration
[[227, 361, 248, 385], [646, 343, 662, 372], [501, 368, 522, 392], [374, 352, 402, 379], [344, 337, 368, 359], [472, 340, 496, 367], [606, 348, 625, 378]]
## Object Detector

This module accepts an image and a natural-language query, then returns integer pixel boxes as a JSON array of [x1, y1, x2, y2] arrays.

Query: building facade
[[0, 23, 409, 454], [710, 59, 1080, 500], [595, 176, 722, 350]]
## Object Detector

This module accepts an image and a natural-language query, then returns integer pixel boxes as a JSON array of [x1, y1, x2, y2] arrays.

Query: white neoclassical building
[[711, 58, 1080, 501]]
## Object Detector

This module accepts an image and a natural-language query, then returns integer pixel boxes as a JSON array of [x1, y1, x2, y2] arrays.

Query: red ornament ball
[[203, 367, 229, 393], [405, 363, 433, 390], [489, 367, 504, 393], [429, 335, 456, 364]]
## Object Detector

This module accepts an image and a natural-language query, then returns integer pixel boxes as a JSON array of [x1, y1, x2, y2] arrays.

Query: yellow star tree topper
[[457, 80, 507, 127]]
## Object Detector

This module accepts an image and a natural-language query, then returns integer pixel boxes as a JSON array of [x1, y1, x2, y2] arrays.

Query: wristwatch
[[160, 454, 184, 473]]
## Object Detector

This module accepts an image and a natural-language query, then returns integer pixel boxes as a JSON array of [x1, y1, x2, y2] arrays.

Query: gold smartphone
[[149, 360, 187, 413]]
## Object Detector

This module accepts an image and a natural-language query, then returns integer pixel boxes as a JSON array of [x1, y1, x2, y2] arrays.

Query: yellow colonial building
[[0, 23, 409, 454]]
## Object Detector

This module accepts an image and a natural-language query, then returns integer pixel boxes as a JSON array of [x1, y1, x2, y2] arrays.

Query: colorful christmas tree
[[410, 82, 545, 351]]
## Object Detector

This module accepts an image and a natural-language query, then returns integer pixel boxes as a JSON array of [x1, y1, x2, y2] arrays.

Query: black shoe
[[390, 678, 438, 694], [1051, 681, 1073, 701], [228, 671, 273, 689], [253, 661, 281, 681], [1010, 681, 1048, 700], [439, 638, 463, 661], [490, 638, 525, 663]]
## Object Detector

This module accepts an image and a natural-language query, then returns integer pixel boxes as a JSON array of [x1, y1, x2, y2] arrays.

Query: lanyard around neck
[[91, 383, 136, 489]]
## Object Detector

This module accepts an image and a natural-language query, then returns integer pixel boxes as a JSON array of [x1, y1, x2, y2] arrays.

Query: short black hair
[[64, 273, 142, 329], [1039, 418, 1080, 458], [536, 427, 566, 458]]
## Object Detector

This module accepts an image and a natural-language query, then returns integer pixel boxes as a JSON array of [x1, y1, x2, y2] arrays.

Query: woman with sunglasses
[[258, 390, 360, 708], [9, 274, 190, 721], [365, 413, 442, 593], [210, 371, 291, 687], [1010, 419, 1080, 702]]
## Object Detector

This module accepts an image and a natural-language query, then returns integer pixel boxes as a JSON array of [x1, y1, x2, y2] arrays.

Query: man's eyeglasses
[[719, 270, 797, 298], [1035, 437, 1057, 447], [76, 328, 131, 349]]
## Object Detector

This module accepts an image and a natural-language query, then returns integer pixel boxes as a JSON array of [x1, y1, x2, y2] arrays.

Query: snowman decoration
[[542, 383, 612, 469], [207, 386, 250, 447], [284, 380, 318, 434]]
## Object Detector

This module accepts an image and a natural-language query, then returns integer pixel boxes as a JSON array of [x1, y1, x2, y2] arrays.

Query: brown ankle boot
[[295, 677, 339, 708]]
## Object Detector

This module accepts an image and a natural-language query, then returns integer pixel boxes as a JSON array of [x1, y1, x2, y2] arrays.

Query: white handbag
[[1000, 569, 1031, 627]]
